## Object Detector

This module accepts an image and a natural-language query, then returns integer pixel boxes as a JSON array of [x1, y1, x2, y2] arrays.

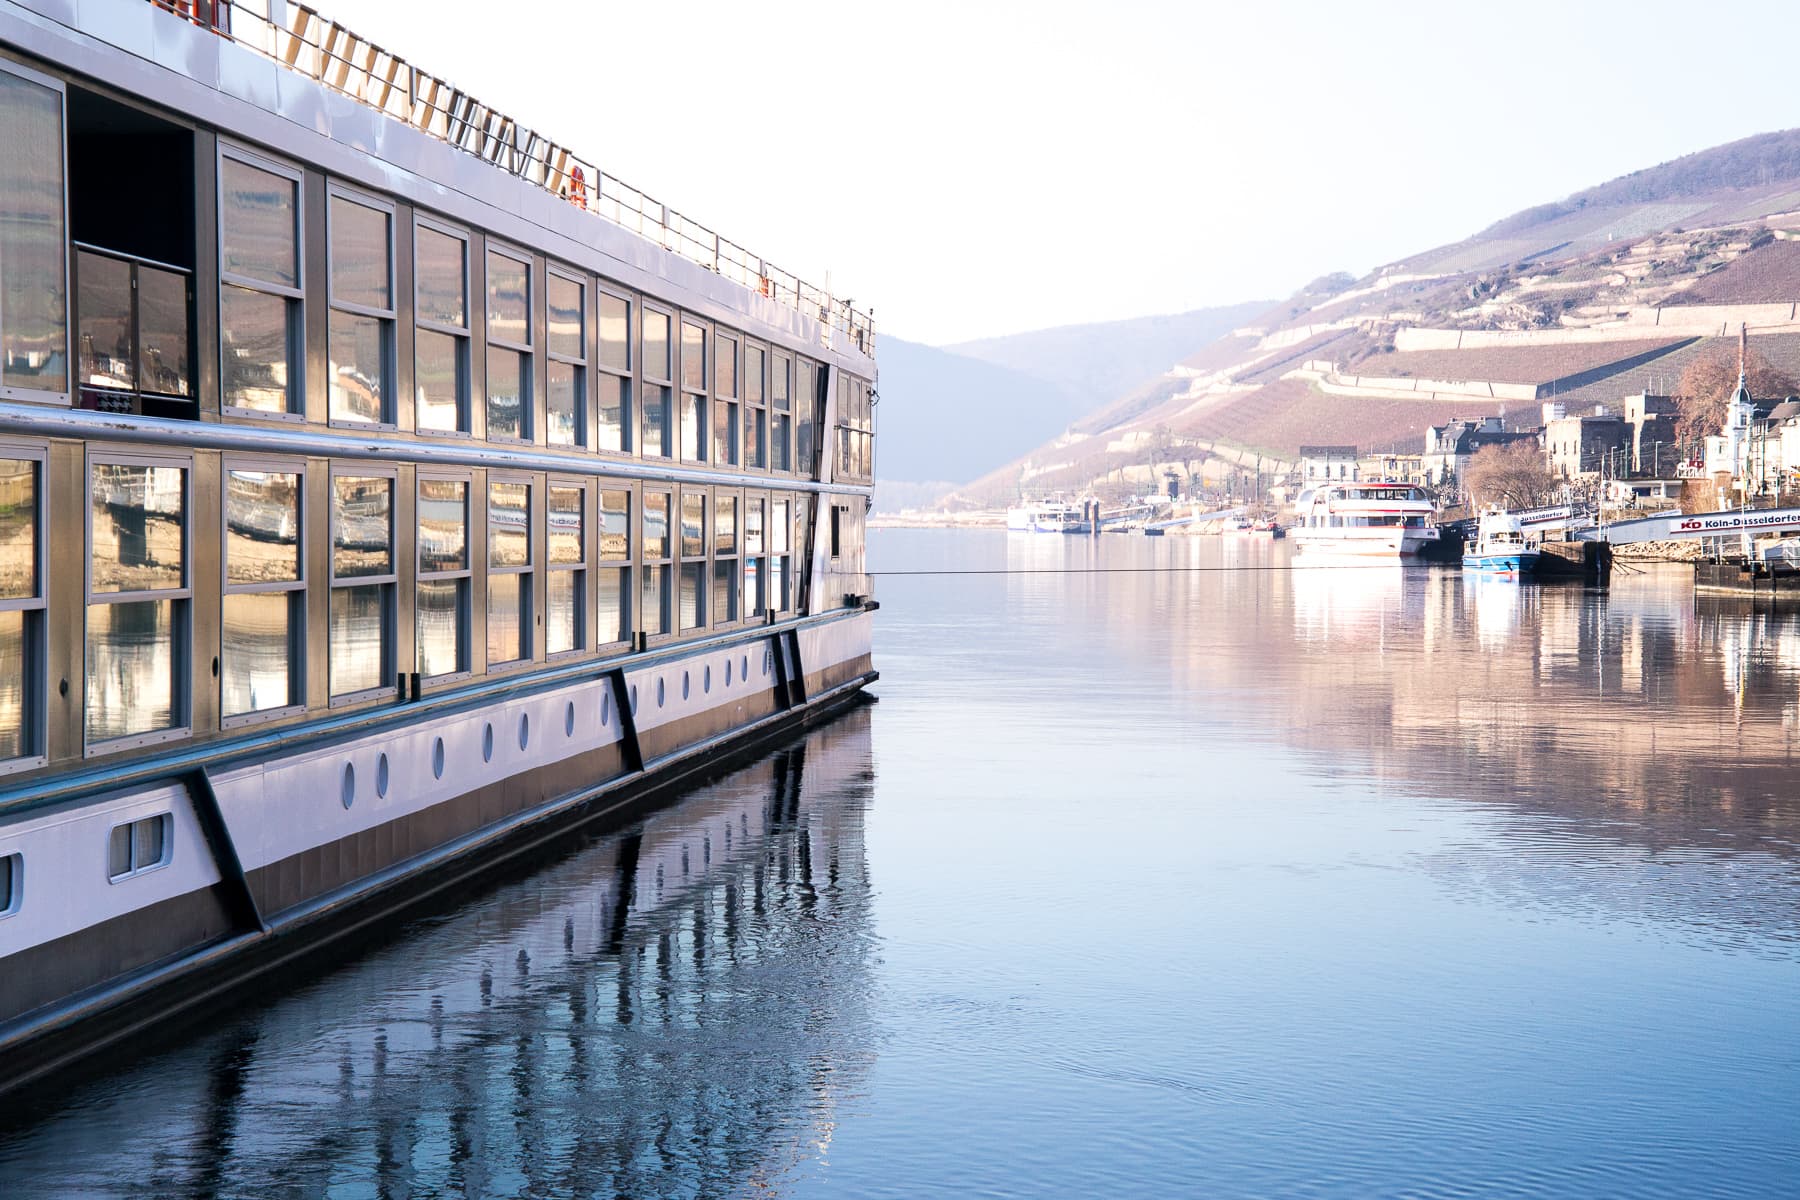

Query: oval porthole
[[682, 671, 691, 700], [432, 737, 446, 780], [565, 701, 576, 738], [742, 654, 749, 679], [482, 723, 495, 763], [763, 650, 772, 677], [519, 712, 531, 751], [656, 678, 666, 708], [629, 684, 638, 715], [376, 753, 390, 799], [341, 763, 356, 810], [602, 691, 612, 726], [703, 665, 712, 694], [726, 659, 734, 687]]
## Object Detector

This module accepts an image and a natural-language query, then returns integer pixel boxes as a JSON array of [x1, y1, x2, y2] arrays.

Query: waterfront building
[[1622, 392, 1678, 476], [0, 0, 879, 1089], [1546, 408, 1630, 479], [1421, 416, 1535, 494], [1298, 445, 1359, 483]]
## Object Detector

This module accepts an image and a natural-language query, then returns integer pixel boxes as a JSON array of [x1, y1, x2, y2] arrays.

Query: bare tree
[[1673, 347, 1797, 446], [1462, 442, 1560, 509]]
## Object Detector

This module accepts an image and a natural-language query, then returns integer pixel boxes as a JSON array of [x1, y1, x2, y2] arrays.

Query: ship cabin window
[[640, 489, 671, 637], [487, 477, 534, 666], [743, 343, 767, 471], [679, 320, 709, 464], [742, 494, 766, 621], [714, 331, 740, 467], [415, 219, 471, 435], [327, 187, 396, 426], [547, 481, 587, 657], [795, 359, 817, 478], [486, 246, 533, 443], [0, 851, 19, 916], [107, 813, 171, 882], [546, 269, 587, 449], [86, 455, 191, 751], [328, 470, 396, 702], [836, 375, 874, 483], [791, 495, 813, 612], [641, 305, 673, 458], [66, 88, 197, 417], [770, 494, 794, 614], [221, 460, 305, 723], [769, 352, 792, 473], [597, 289, 632, 453], [597, 487, 631, 647], [0, 64, 69, 407], [678, 489, 707, 632], [830, 503, 843, 560], [416, 473, 470, 680], [0, 448, 46, 768], [713, 491, 739, 626], [219, 147, 302, 418]]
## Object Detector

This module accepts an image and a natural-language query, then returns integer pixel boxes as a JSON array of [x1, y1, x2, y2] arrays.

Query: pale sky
[[347, 0, 1799, 346]]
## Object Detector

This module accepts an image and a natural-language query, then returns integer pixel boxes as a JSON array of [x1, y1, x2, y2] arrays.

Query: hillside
[[925, 125, 1800, 510], [944, 303, 1268, 410]]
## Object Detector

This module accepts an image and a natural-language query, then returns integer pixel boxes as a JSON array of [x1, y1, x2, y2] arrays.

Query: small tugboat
[[1463, 510, 1541, 577]]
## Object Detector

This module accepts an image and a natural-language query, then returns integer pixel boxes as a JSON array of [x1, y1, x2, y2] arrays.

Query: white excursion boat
[[1289, 481, 1440, 559], [1463, 510, 1540, 576], [1006, 499, 1091, 534]]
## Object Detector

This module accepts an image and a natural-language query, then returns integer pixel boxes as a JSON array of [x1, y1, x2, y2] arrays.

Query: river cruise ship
[[1463, 510, 1540, 576], [0, 0, 877, 1092], [1289, 481, 1439, 559]]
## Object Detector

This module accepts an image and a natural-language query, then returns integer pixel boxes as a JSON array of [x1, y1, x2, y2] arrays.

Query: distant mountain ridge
[[875, 302, 1268, 501]]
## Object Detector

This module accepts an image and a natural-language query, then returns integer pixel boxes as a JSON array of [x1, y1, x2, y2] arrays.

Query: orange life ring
[[568, 165, 588, 211]]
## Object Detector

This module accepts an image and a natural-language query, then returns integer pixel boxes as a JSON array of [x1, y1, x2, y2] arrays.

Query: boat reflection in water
[[0, 707, 878, 1199], [1289, 560, 1414, 647]]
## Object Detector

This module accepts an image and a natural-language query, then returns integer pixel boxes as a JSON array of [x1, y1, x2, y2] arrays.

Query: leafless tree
[[1673, 347, 1797, 446], [1462, 442, 1560, 509]]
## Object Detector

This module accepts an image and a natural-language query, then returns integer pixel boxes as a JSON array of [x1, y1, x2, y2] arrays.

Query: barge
[[0, 0, 878, 1092]]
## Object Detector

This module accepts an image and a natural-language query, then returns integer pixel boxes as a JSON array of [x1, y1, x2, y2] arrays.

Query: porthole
[[519, 712, 531, 751], [656, 678, 666, 708], [742, 654, 749, 679], [482, 723, 495, 763], [763, 650, 772, 677], [341, 763, 356, 809], [376, 753, 390, 799], [565, 701, 576, 738], [726, 659, 734, 687], [703, 665, 712, 694], [682, 671, 691, 700], [602, 691, 612, 726], [629, 684, 638, 715], [432, 737, 446, 780]]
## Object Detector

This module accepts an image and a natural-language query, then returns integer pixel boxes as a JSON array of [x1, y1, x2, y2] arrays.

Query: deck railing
[[144, 0, 875, 355]]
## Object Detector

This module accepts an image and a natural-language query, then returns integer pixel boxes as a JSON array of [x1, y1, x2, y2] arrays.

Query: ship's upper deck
[[3, 0, 873, 371]]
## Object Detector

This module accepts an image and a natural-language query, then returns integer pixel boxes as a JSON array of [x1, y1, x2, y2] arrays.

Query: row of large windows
[[213, 145, 866, 478], [0, 441, 815, 772]]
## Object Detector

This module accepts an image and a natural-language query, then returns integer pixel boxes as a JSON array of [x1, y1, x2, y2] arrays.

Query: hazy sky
[[347, 0, 1798, 345]]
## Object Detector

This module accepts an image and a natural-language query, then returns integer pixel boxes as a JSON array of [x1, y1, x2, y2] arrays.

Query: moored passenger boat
[[1463, 510, 1540, 577], [0, 0, 877, 1092], [1288, 481, 1439, 559]]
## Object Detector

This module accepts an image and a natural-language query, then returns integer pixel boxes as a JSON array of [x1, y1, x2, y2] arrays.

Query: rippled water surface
[[5, 529, 1800, 1198]]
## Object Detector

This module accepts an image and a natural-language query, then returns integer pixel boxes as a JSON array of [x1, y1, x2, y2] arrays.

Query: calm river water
[[4, 528, 1800, 1198]]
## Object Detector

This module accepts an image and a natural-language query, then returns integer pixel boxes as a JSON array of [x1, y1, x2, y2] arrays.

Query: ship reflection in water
[[0, 710, 877, 1199]]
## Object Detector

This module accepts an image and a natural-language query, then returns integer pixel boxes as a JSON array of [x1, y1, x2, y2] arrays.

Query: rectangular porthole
[[0, 851, 18, 916], [107, 813, 171, 882]]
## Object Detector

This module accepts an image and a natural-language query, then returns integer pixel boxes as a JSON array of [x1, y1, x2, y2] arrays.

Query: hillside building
[[1546, 408, 1630, 479], [1298, 445, 1358, 483], [1422, 417, 1538, 495]]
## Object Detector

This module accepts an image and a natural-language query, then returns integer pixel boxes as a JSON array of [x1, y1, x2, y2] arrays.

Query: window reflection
[[417, 578, 465, 677], [330, 585, 387, 695], [221, 284, 290, 413], [328, 311, 386, 423], [417, 478, 467, 574], [547, 571, 578, 656], [487, 574, 526, 664], [90, 464, 185, 593], [222, 591, 296, 717], [0, 457, 38, 600], [487, 347, 526, 441], [85, 598, 176, 742], [0, 71, 68, 396], [332, 476, 392, 578], [488, 481, 530, 568], [221, 158, 298, 288], [415, 227, 466, 327], [224, 470, 299, 586], [415, 329, 463, 432]]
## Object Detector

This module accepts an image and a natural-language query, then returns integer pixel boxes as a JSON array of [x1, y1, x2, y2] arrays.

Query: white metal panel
[[0, 783, 220, 956], [627, 641, 777, 734]]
